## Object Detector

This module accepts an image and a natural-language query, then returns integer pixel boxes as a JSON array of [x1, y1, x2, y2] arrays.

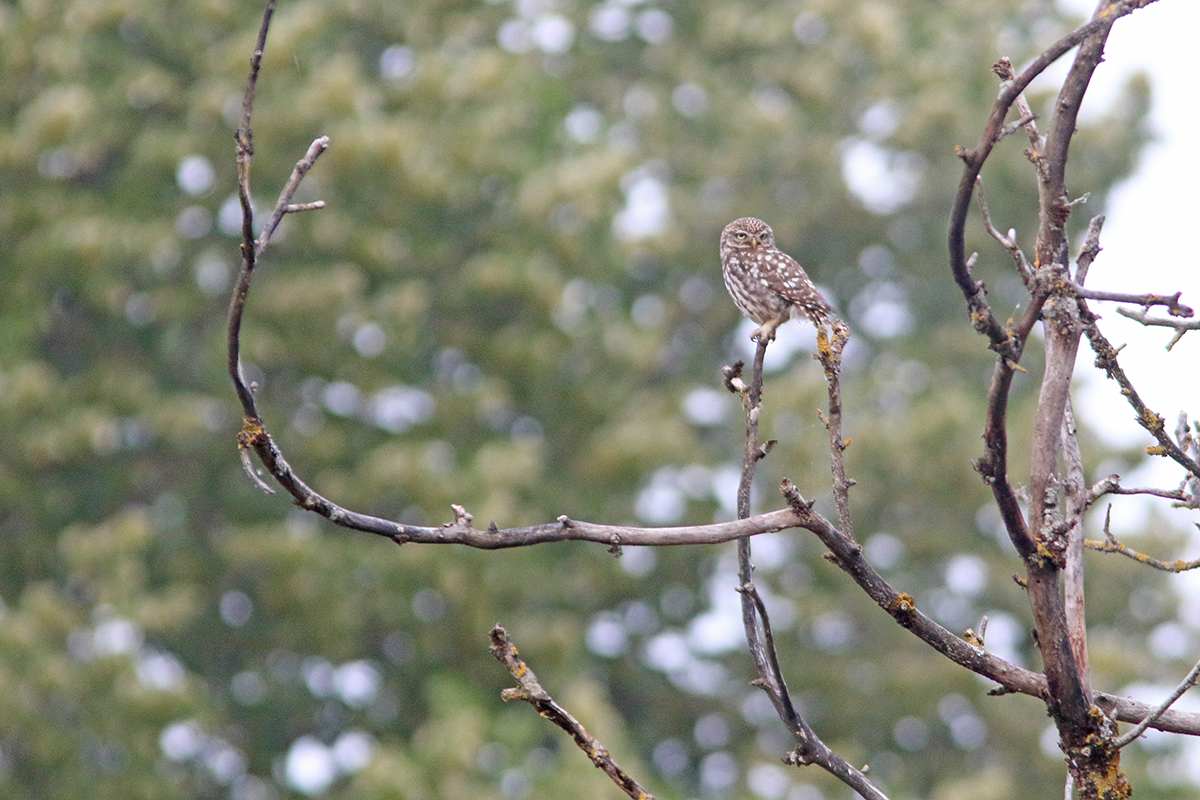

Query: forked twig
[[1116, 306, 1200, 351], [1086, 505, 1200, 573]]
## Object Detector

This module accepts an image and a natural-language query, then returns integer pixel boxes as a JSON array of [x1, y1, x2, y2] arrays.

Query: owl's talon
[[750, 317, 785, 343], [750, 328, 775, 343]]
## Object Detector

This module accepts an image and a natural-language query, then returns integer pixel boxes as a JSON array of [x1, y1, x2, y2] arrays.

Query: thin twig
[[228, 0, 329, 427], [1073, 287, 1192, 317], [1083, 321, 1200, 478], [255, 136, 329, 255], [488, 626, 655, 800], [1085, 476, 1191, 507], [975, 176, 1034, 284], [816, 320, 856, 539], [1085, 532, 1200, 573], [1113, 658, 1200, 749], [992, 57, 1045, 153], [1116, 306, 1200, 351]]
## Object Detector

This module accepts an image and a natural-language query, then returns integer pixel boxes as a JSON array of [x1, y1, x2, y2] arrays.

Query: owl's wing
[[759, 250, 834, 316]]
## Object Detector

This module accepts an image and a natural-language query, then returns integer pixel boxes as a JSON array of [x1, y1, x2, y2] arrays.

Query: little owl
[[719, 217, 832, 342]]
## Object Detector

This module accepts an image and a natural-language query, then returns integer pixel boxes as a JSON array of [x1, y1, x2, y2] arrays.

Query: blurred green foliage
[[0, 0, 1190, 798]]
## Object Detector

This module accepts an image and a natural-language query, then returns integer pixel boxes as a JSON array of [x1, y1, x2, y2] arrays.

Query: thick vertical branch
[[1024, 2, 1124, 741], [1061, 402, 1090, 698], [1059, 217, 1105, 699]]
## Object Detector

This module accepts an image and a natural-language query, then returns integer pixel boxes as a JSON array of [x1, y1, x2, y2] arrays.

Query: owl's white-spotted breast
[[719, 217, 832, 342]]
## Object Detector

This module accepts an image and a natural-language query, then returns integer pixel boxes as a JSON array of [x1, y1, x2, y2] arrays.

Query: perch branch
[[727, 336, 888, 800], [488, 626, 655, 800]]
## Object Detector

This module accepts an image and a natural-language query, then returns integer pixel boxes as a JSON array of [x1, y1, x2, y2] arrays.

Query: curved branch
[[237, 417, 803, 547], [224, 4, 807, 552]]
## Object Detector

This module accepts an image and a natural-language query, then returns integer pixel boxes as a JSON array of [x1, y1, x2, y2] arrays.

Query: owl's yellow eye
[[734, 232, 747, 240]]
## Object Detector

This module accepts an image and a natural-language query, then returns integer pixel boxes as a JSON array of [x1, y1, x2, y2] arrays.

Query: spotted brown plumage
[[719, 217, 833, 342]]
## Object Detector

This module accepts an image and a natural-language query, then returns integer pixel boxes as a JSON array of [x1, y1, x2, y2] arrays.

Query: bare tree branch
[[224, 1, 811, 552], [1020, 9, 1131, 788], [1086, 538, 1200, 572], [254, 137, 328, 255], [1113, 658, 1200, 749], [224, 9, 1200, 800], [773, 480, 1200, 736], [228, 1, 329, 427], [1085, 476, 1192, 506], [488, 625, 655, 800], [239, 411, 809, 546], [991, 57, 1045, 154], [947, 0, 1156, 350]]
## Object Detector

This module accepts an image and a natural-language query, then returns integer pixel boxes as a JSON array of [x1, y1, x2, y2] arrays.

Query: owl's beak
[[749, 235, 761, 249]]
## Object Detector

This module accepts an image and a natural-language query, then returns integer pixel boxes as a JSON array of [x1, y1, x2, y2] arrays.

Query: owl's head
[[720, 217, 774, 252]]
